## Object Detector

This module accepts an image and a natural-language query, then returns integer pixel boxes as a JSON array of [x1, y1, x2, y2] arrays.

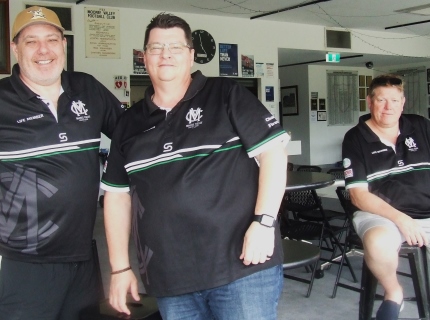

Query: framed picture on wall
[[281, 85, 299, 116], [317, 111, 327, 121]]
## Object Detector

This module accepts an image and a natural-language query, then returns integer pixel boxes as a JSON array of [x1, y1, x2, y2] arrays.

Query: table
[[286, 171, 335, 192]]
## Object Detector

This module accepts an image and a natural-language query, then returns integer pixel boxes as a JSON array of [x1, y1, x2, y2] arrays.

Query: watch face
[[191, 30, 216, 64], [261, 215, 274, 227]]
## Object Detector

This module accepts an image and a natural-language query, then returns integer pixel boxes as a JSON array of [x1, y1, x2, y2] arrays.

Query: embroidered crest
[[71, 100, 91, 122], [185, 108, 203, 129]]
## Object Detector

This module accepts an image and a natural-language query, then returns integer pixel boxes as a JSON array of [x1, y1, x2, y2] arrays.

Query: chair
[[287, 162, 294, 172], [331, 187, 363, 298], [79, 240, 162, 320], [297, 165, 322, 173], [285, 189, 346, 222], [279, 195, 350, 284], [282, 239, 320, 297], [327, 168, 345, 180], [359, 244, 430, 320]]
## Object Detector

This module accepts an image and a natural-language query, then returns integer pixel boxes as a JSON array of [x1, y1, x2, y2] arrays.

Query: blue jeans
[[156, 264, 283, 320]]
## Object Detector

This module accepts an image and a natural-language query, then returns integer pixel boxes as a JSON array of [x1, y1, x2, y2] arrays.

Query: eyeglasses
[[145, 42, 190, 55]]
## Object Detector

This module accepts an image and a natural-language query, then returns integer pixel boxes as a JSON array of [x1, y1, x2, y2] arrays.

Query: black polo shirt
[[343, 113, 430, 218], [0, 64, 124, 262], [101, 71, 288, 297]]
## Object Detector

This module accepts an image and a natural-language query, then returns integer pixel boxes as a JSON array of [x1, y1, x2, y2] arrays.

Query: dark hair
[[368, 74, 404, 98], [143, 13, 193, 50]]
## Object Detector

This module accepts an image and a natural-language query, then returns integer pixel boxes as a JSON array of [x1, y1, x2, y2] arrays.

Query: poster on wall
[[133, 49, 147, 74], [219, 43, 238, 76], [256, 63, 264, 77], [265, 86, 274, 102], [266, 63, 274, 77], [241, 54, 254, 77], [85, 7, 120, 58]]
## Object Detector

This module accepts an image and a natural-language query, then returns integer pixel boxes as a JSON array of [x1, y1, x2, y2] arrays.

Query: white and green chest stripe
[[0, 138, 101, 162], [125, 137, 242, 175]]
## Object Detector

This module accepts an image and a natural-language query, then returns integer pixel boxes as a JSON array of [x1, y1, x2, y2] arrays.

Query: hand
[[394, 214, 428, 247], [109, 270, 140, 315], [240, 221, 275, 265]]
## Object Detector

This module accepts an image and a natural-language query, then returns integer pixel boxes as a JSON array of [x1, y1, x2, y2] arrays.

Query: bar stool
[[359, 244, 430, 320], [282, 238, 321, 297]]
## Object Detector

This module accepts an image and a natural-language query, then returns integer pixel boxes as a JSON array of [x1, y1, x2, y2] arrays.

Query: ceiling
[[41, 0, 430, 68]]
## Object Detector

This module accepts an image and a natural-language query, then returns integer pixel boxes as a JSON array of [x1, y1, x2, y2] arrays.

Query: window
[[0, 0, 10, 74], [327, 71, 358, 125], [358, 75, 372, 112], [391, 67, 426, 117]]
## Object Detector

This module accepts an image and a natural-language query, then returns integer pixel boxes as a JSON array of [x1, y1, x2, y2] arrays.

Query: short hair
[[368, 74, 404, 98], [143, 13, 193, 50]]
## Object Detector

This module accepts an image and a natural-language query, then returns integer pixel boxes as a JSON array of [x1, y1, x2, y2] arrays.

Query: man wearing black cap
[[0, 6, 124, 319]]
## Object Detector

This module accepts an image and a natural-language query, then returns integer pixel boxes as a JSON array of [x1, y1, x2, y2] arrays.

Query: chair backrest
[[297, 165, 322, 172], [327, 168, 345, 180], [287, 162, 294, 171], [335, 187, 358, 222]]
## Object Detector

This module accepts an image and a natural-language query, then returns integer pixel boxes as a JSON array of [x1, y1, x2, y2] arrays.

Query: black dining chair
[[289, 165, 345, 222], [279, 194, 349, 282], [327, 168, 345, 180], [331, 187, 363, 298]]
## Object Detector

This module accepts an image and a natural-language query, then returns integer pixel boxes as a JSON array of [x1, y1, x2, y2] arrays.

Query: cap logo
[[28, 8, 47, 20]]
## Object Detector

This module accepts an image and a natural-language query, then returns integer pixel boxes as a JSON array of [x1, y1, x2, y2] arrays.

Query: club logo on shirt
[[405, 137, 418, 152], [185, 108, 203, 129], [343, 158, 351, 168], [344, 168, 353, 178], [71, 100, 91, 122]]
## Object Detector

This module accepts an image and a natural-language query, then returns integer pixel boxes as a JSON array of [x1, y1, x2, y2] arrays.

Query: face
[[11, 24, 66, 87], [143, 27, 194, 85], [367, 86, 405, 128]]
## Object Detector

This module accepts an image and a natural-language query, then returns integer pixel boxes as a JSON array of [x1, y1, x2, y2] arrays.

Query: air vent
[[325, 29, 351, 49]]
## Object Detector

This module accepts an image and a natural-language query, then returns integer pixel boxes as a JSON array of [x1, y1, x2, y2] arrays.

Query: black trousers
[[0, 256, 99, 320]]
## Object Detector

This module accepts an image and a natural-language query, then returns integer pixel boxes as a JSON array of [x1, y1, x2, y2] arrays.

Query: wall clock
[[191, 30, 216, 64]]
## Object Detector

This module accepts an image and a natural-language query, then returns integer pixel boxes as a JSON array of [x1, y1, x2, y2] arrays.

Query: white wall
[[5, 1, 430, 152]]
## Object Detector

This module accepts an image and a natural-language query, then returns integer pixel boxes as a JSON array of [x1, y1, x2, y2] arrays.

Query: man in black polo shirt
[[343, 74, 430, 320], [101, 13, 289, 319], [0, 6, 124, 320]]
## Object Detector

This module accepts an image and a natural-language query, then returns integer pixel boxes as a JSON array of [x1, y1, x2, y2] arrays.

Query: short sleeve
[[226, 82, 289, 158]]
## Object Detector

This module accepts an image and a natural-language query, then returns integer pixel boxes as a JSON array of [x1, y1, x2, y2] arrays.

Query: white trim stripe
[[100, 182, 130, 193], [124, 138, 241, 171], [367, 162, 430, 181], [0, 138, 101, 159]]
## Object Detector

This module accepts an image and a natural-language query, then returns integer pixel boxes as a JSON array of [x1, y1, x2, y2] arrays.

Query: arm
[[240, 142, 288, 265], [349, 186, 428, 246], [104, 191, 140, 315]]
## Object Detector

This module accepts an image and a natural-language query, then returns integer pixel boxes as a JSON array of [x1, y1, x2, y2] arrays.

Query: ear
[[366, 95, 372, 111], [189, 48, 194, 67], [10, 41, 19, 61]]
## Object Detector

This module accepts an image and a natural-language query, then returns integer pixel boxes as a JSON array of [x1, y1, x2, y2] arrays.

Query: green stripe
[[0, 146, 99, 162], [247, 131, 286, 153], [129, 145, 243, 175]]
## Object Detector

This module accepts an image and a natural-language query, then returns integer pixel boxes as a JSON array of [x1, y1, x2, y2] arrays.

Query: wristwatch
[[253, 214, 276, 228]]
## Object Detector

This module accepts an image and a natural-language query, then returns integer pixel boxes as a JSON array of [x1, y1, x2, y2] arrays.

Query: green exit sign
[[326, 52, 340, 63]]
